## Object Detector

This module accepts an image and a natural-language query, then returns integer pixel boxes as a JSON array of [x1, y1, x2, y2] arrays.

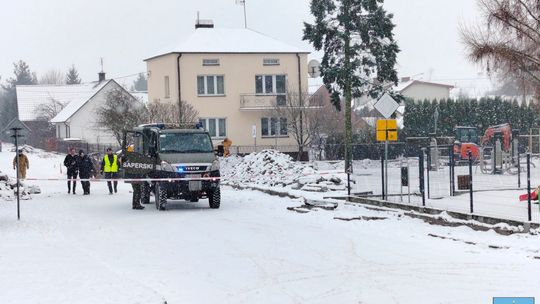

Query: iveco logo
[[184, 166, 201, 171]]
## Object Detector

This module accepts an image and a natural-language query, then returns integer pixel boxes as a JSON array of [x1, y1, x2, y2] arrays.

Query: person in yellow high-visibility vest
[[100, 147, 120, 194]]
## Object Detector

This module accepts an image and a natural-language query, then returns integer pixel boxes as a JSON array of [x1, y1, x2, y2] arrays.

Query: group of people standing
[[63, 147, 120, 195]]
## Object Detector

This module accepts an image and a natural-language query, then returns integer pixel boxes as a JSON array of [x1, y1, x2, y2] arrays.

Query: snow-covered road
[[0, 147, 539, 303]]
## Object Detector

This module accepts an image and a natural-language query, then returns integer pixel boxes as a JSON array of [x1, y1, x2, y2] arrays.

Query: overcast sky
[[0, 0, 491, 94]]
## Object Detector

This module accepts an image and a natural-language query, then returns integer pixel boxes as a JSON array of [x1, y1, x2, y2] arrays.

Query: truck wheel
[[141, 182, 151, 204], [154, 182, 167, 211], [208, 188, 221, 209]]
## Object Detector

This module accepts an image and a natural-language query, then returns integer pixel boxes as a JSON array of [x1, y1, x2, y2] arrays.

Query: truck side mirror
[[216, 145, 224, 157]]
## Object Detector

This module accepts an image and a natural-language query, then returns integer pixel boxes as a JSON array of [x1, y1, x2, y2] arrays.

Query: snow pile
[[221, 150, 309, 187], [9, 144, 60, 159], [221, 150, 346, 191], [0, 170, 38, 201]]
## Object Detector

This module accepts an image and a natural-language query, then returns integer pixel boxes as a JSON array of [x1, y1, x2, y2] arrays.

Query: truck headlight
[[210, 160, 220, 171], [160, 161, 174, 172]]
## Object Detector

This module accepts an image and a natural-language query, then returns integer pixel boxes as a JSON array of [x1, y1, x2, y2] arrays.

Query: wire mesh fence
[[303, 139, 540, 224]]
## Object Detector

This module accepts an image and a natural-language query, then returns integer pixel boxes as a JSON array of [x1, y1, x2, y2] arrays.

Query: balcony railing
[[239, 94, 285, 110], [239, 93, 325, 110]]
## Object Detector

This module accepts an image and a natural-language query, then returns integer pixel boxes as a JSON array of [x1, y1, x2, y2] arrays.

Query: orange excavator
[[453, 123, 514, 161]]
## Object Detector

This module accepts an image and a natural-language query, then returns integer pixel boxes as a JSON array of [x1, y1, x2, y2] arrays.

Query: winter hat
[[79, 150, 85, 155]]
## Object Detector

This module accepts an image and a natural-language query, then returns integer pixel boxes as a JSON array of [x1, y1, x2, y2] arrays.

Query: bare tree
[[147, 100, 199, 125], [33, 95, 67, 121], [96, 88, 148, 146], [271, 88, 324, 159], [39, 69, 65, 85], [461, 0, 540, 96]]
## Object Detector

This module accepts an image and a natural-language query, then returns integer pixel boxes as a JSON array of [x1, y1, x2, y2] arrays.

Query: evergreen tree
[[65, 65, 81, 84], [0, 60, 37, 128], [303, 0, 399, 171], [131, 73, 147, 91]]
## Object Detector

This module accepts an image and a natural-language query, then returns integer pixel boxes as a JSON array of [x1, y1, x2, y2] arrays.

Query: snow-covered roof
[[50, 81, 111, 123], [16, 81, 109, 122], [395, 80, 454, 92], [146, 28, 308, 60], [308, 77, 324, 95], [130, 91, 148, 104]]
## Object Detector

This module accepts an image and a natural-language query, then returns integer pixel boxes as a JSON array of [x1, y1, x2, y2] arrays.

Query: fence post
[[468, 150, 474, 214], [527, 153, 531, 222], [419, 149, 425, 207], [449, 145, 455, 196], [426, 147, 431, 199], [518, 149, 521, 188], [381, 150, 385, 200]]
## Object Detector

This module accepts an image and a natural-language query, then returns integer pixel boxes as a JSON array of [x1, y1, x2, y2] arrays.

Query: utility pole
[[236, 0, 247, 28]]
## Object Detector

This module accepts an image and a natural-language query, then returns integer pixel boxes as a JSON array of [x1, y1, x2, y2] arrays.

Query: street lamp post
[[10, 127, 23, 220]]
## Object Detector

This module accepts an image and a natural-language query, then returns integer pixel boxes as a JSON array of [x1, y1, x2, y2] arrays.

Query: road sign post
[[376, 119, 398, 199], [3, 119, 29, 221]]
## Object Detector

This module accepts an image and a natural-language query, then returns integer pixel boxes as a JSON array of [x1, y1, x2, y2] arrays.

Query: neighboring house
[[16, 76, 136, 146], [395, 78, 454, 101], [144, 22, 310, 149]]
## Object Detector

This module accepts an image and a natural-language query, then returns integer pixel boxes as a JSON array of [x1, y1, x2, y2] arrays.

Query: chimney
[[98, 72, 106, 82], [195, 12, 214, 29]]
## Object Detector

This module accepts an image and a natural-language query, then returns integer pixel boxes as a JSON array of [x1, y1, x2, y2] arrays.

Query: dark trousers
[[67, 171, 78, 193], [105, 172, 118, 193], [81, 181, 91, 194], [132, 183, 142, 207]]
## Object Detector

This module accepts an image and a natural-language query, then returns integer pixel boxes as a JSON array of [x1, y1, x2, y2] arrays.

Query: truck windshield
[[159, 133, 214, 153]]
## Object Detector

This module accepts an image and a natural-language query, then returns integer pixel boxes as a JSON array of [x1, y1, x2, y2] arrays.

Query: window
[[197, 75, 225, 96], [65, 125, 70, 138], [255, 75, 287, 105], [263, 58, 280, 66], [256, 75, 286, 94], [261, 117, 287, 137], [199, 118, 227, 138], [57, 125, 60, 138], [159, 133, 213, 153], [164, 76, 170, 98], [203, 59, 220, 66]]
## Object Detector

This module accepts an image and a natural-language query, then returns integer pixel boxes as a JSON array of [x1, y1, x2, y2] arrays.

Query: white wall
[[402, 83, 451, 101], [54, 81, 123, 146]]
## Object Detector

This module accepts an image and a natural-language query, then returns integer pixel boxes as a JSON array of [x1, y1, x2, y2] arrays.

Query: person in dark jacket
[[63, 148, 79, 194], [77, 150, 95, 195]]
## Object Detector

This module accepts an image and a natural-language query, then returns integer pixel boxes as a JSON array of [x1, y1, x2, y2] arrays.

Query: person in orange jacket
[[222, 137, 232, 157], [12, 149, 29, 179]]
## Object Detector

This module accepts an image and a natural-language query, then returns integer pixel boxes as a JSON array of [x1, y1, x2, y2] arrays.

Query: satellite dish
[[308, 60, 321, 78]]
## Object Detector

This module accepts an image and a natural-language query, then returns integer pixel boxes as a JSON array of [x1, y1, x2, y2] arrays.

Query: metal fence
[[294, 138, 540, 224]]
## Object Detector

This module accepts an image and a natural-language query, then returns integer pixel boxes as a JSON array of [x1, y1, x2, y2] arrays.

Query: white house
[[16, 77, 142, 145], [395, 78, 454, 101]]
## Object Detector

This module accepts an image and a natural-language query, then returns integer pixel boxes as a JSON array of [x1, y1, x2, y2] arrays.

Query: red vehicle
[[454, 126, 480, 161], [453, 123, 514, 161], [480, 123, 513, 153]]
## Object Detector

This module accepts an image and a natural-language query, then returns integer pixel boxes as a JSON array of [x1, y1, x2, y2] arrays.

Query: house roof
[[146, 27, 309, 60], [395, 80, 454, 92], [130, 91, 148, 104], [51, 80, 116, 123], [16, 81, 110, 122]]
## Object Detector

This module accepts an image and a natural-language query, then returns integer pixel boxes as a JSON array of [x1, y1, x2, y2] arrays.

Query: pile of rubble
[[220, 150, 346, 192], [0, 170, 40, 201]]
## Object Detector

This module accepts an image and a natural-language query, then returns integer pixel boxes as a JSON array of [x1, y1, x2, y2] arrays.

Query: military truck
[[121, 123, 222, 210]]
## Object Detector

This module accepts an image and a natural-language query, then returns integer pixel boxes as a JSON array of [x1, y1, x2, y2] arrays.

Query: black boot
[[133, 205, 145, 210]]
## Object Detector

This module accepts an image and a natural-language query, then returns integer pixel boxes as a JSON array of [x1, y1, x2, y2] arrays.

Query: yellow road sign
[[376, 119, 398, 142]]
